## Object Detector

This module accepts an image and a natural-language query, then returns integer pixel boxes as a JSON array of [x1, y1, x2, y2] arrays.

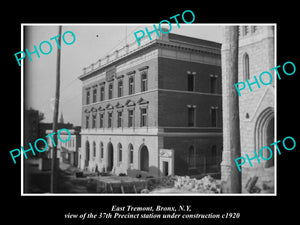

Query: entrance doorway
[[140, 145, 149, 172], [255, 107, 274, 168], [107, 142, 114, 172], [162, 161, 169, 176], [264, 117, 274, 167], [85, 141, 90, 167]]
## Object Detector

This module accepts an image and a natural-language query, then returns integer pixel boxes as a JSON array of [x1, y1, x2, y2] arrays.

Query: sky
[[24, 24, 223, 126]]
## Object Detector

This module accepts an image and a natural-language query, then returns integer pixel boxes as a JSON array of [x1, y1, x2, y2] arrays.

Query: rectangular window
[[140, 108, 147, 127], [128, 110, 134, 127], [187, 74, 195, 91], [93, 88, 97, 103], [108, 112, 112, 128], [100, 86, 105, 101], [92, 114, 96, 128], [118, 80, 123, 97], [210, 76, 217, 93], [129, 76, 134, 95], [211, 107, 217, 127], [99, 113, 104, 128], [141, 72, 148, 92], [117, 111, 122, 128], [188, 108, 195, 127], [86, 90, 90, 104], [86, 115, 89, 129], [108, 83, 113, 99]]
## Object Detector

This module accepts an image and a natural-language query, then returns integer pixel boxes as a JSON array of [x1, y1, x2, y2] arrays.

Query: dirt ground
[[24, 160, 274, 194]]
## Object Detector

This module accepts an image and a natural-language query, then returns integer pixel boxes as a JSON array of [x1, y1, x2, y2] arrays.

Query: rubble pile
[[159, 176, 177, 187], [174, 175, 220, 193], [145, 176, 176, 191]]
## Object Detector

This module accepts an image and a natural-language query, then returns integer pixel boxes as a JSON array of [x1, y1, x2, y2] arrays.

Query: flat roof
[[79, 31, 221, 81]]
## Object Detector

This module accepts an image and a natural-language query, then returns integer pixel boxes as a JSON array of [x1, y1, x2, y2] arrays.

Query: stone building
[[221, 25, 275, 180], [78, 29, 223, 177]]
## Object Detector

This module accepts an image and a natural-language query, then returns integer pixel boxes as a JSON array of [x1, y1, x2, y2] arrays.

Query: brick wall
[[158, 90, 222, 127], [157, 57, 222, 128], [158, 57, 222, 93], [163, 136, 222, 175]]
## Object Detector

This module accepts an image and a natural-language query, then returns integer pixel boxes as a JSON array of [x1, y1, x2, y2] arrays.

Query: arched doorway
[[265, 117, 274, 167], [85, 141, 90, 167], [255, 107, 274, 168], [107, 142, 114, 172], [140, 145, 149, 172]]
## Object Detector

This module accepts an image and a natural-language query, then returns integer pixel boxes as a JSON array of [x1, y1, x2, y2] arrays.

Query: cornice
[[79, 39, 220, 82]]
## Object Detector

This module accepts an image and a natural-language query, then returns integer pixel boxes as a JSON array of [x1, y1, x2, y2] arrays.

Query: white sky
[[24, 24, 222, 126]]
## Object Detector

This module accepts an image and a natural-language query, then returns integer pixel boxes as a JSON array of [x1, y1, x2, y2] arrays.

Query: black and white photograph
[[22, 24, 275, 195], [3, 5, 298, 225]]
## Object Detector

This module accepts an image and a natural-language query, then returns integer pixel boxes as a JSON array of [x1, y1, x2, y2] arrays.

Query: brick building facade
[[79, 30, 222, 177], [221, 25, 275, 180]]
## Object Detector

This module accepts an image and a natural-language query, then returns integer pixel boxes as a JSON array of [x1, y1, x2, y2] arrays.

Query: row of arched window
[[86, 141, 134, 164]]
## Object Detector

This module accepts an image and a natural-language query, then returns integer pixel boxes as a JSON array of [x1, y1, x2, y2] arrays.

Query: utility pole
[[221, 26, 241, 193], [125, 26, 127, 45], [51, 25, 62, 193]]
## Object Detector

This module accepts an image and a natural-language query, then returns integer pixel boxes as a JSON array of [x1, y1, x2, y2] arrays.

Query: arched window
[[128, 144, 134, 164], [93, 141, 96, 158], [243, 53, 250, 80], [118, 143, 122, 162], [100, 142, 104, 159]]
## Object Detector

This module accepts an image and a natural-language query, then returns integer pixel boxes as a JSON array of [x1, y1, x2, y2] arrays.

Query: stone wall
[[221, 25, 275, 183]]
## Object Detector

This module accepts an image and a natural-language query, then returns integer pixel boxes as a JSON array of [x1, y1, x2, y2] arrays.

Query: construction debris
[[173, 175, 220, 193], [245, 176, 260, 193]]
